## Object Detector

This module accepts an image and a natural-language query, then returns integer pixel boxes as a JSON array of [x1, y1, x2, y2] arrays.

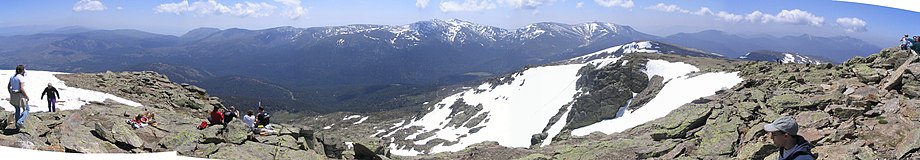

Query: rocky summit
[[0, 71, 390, 159], [290, 48, 920, 159]]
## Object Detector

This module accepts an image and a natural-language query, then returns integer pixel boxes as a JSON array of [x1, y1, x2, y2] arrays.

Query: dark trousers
[[47, 98, 56, 112]]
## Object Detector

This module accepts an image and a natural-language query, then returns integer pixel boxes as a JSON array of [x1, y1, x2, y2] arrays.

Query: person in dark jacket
[[256, 106, 271, 128], [764, 116, 815, 160], [223, 106, 239, 124], [40, 83, 60, 112]]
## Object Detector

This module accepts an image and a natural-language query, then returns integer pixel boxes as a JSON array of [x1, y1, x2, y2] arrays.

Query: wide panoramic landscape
[[0, 0, 919, 159]]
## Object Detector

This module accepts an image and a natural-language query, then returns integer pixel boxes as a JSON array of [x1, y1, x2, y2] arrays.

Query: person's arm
[[21, 82, 28, 100], [41, 88, 47, 100], [6, 80, 11, 94], [54, 88, 60, 99]]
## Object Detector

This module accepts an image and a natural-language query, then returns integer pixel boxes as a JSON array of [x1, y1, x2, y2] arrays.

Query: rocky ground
[[0, 71, 392, 159], [395, 48, 920, 159], [291, 48, 920, 159]]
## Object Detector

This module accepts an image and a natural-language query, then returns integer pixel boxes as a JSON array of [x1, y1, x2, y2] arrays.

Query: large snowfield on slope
[[571, 60, 743, 136], [0, 70, 142, 112]]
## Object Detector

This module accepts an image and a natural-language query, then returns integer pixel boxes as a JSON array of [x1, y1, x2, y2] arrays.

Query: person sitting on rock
[[142, 110, 157, 127], [207, 106, 225, 126], [127, 114, 149, 129], [764, 116, 815, 160], [223, 106, 240, 124], [242, 110, 256, 130], [256, 106, 271, 129]]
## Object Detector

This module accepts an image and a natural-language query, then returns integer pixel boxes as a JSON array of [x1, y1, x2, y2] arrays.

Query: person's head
[[15, 65, 24, 75], [247, 110, 254, 116], [135, 114, 144, 120], [47, 83, 53, 88], [229, 106, 236, 111], [764, 116, 800, 149], [258, 107, 265, 112], [212, 106, 221, 112]]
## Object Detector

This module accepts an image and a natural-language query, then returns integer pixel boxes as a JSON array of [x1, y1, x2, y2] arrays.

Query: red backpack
[[197, 121, 209, 130]]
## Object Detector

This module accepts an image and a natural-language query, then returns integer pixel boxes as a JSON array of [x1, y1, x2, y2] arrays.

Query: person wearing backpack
[[764, 116, 816, 160], [41, 83, 60, 112]]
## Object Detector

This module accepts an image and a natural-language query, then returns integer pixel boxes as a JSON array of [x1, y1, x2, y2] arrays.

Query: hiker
[[223, 106, 240, 124], [207, 106, 225, 126], [40, 83, 60, 112], [7, 65, 29, 130], [242, 110, 256, 129], [127, 114, 148, 129], [126, 111, 157, 129], [256, 106, 271, 129], [913, 36, 920, 54], [764, 116, 815, 160], [902, 35, 912, 51]]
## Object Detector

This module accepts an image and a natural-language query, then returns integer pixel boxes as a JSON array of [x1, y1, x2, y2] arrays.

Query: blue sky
[[0, 0, 918, 47]]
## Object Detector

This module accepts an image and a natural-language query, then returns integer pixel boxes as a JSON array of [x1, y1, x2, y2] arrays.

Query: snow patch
[[388, 63, 589, 155], [571, 69, 743, 136], [0, 70, 142, 112], [343, 115, 362, 120], [353, 116, 369, 124]]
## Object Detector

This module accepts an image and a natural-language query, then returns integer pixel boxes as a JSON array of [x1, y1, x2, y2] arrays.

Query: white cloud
[[439, 0, 498, 12], [744, 11, 763, 22], [417, 0, 430, 9], [275, 0, 309, 19], [714, 11, 742, 22], [73, 0, 106, 12], [154, 0, 277, 18], [116, 6, 123, 10], [836, 17, 868, 33], [691, 7, 712, 15], [647, 3, 687, 13], [576, 2, 584, 8], [594, 0, 633, 8], [645, 4, 826, 27], [504, 0, 556, 9], [761, 9, 824, 26]]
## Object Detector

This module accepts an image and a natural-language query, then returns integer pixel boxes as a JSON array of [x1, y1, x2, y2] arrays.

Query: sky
[[0, 0, 918, 47]]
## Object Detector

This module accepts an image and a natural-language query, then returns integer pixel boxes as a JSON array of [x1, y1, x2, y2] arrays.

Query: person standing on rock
[[764, 116, 815, 160], [7, 65, 29, 130], [40, 83, 60, 112], [902, 35, 912, 51]]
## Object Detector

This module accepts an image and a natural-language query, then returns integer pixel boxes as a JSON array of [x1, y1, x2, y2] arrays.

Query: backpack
[[197, 121, 209, 130]]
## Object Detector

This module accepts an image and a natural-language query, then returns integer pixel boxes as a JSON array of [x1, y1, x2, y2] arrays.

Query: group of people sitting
[[900, 34, 920, 53], [199, 105, 273, 135], [126, 110, 157, 129]]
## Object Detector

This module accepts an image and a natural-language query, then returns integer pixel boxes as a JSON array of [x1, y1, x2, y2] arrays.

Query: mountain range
[[0, 19, 881, 113]]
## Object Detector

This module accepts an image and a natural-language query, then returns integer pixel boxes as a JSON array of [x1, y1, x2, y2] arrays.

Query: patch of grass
[[877, 117, 889, 124]]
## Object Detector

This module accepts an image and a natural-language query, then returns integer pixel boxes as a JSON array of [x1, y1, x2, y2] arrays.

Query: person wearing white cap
[[764, 116, 815, 160], [41, 83, 60, 112]]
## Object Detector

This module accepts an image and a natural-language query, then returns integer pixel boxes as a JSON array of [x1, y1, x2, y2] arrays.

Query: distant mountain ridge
[[663, 30, 880, 63], [0, 19, 881, 113]]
